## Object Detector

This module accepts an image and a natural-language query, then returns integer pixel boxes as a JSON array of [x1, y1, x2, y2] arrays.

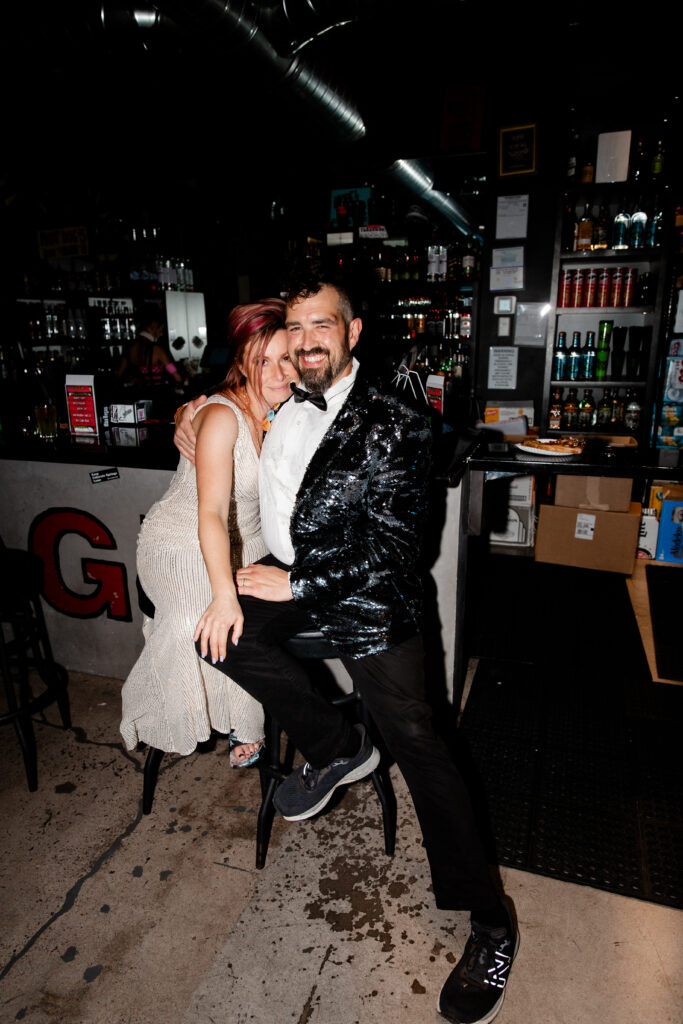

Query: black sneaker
[[438, 905, 519, 1024], [273, 725, 380, 821]]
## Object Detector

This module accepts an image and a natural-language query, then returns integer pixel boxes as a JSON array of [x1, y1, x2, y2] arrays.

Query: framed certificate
[[499, 124, 537, 177]]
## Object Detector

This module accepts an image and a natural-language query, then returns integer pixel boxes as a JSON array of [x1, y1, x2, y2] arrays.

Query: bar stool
[[0, 540, 71, 790], [255, 629, 397, 869], [141, 630, 398, 870]]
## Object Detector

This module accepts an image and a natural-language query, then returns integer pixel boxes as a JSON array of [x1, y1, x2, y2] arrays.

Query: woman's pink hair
[[219, 298, 286, 402]]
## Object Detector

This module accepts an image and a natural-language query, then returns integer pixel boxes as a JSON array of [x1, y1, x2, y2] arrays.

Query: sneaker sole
[[280, 746, 381, 821], [436, 930, 520, 1024]]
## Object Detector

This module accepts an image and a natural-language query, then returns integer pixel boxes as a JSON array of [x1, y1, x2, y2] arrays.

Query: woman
[[120, 299, 297, 765], [117, 314, 184, 387]]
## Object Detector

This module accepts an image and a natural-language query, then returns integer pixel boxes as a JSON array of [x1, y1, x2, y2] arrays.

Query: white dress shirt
[[259, 358, 359, 565]]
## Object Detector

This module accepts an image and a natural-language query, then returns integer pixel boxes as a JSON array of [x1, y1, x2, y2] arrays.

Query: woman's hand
[[236, 564, 293, 602], [174, 394, 207, 463], [193, 592, 244, 663]]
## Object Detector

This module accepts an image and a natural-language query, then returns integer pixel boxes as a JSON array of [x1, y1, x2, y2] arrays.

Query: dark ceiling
[[1, 2, 679, 250]]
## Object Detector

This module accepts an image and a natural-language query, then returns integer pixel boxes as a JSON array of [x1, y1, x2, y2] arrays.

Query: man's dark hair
[[283, 264, 356, 326]]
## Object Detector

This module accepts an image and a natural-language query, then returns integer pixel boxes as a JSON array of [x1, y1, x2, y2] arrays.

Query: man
[[176, 272, 518, 1024]]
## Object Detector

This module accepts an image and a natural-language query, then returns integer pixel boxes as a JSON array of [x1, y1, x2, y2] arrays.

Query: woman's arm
[[191, 403, 243, 662]]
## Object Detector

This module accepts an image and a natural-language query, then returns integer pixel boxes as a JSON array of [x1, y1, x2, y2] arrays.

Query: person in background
[[120, 300, 297, 768], [117, 312, 184, 387], [175, 271, 518, 1024]]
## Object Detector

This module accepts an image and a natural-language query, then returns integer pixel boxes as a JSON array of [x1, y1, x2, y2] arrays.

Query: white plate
[[514, 440, 584, 457]]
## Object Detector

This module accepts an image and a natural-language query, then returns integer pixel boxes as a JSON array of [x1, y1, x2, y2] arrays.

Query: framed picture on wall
[[499, 124, 537, 177]]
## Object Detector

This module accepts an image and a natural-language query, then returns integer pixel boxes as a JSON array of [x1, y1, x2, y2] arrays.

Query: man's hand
[[236, 564, 293, 602], [174, 394, 208, 463]]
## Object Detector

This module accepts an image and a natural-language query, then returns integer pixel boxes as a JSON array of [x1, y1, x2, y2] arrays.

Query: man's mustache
[[295, 347, 328, 360]]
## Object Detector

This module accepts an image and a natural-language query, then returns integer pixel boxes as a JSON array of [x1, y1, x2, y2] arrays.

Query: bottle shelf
[[559, 249, 661, 262], [548, 428, 639, 437], [550, 379, 646, 387], [556, 306, 653, 315]]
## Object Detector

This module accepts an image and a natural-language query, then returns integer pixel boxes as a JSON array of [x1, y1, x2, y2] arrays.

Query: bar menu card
[[66, 374, 99, 435]]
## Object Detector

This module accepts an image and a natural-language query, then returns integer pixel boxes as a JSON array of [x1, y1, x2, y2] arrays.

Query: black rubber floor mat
[[458, 656, 683, 908], [646, 564, 683, 681]]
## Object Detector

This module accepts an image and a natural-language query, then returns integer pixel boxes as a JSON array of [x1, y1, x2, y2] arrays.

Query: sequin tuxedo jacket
[[285, 371, 433, 659]]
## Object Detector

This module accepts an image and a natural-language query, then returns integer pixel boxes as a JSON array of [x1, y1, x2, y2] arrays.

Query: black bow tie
[[290, 384, 327, 411]]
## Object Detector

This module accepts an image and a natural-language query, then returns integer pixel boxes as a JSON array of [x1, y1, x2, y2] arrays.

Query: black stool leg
[[143, 746, 165, 813], [370, 766, 397, 856], [1, 621, 39, 791], [256, 714, 287, 869], [357, 696, 397, 856], [31, 597, 71, 729], [1, 640, 38, 791]]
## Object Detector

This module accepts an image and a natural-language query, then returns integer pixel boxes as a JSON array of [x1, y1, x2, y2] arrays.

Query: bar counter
[[0, 421, 180, 471], [0, 422, 470, 700], [0, 424, 179, 679]]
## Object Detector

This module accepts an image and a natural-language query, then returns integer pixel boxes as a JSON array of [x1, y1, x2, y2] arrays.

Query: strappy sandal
[[228, 734, 265, 769]]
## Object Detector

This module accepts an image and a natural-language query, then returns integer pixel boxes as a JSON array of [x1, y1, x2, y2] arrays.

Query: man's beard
[[294, 338, 352, 394]]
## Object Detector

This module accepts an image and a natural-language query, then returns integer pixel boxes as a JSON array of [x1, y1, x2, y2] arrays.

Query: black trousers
[[201, 573, 499, 912]]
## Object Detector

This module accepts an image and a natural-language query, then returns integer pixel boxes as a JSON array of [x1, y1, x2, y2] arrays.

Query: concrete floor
[[2, 669, 683, 1024]]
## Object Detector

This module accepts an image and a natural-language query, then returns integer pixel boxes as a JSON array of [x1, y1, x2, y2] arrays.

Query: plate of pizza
[[515, 436, 585, 457]]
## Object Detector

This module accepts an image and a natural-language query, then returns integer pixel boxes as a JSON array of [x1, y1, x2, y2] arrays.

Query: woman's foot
[[229, 738, 264, 768]]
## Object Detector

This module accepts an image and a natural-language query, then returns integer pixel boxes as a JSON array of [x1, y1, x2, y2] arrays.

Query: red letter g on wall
[[29, 507, 132, 621]]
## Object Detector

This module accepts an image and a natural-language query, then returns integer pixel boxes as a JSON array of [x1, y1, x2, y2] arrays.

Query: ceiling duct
[[105, 0, 474, 234]]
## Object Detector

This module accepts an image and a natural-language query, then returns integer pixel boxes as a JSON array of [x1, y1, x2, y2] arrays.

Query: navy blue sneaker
[[273, 725, 380, 821], [438, 903, 519, 1024]]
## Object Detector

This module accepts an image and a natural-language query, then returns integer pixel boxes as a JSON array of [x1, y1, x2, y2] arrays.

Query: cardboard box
[[554, 475, 632, 512], [485, 402, 535, 427], [535, 502, 641, 574], [489, 506, 536, 547], [655, 499, 683, 564], [509, 475, 535, 508]]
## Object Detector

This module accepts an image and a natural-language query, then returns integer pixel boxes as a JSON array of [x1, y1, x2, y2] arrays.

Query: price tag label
[[574, 513, 596, 541]]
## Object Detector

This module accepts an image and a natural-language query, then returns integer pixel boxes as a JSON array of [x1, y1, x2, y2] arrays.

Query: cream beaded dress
[[120, 395, 268, 755]]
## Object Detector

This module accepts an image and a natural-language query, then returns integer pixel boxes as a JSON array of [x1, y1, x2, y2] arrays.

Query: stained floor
[[2, 670, 682, 1024]]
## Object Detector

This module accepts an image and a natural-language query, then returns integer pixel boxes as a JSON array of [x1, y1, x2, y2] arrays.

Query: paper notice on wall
[[495, 195, 529, 239], [487, 346, 518, 390], [490, 246, 524, 290]]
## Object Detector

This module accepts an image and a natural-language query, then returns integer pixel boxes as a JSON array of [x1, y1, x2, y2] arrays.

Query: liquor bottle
[[596, 388, 612, 427], [581, 331, 597, 379], [629, 197, 648, 249], [611, 389, 625, 427], [650, 139, 664, 182], [461, 238, 477, 280], [630, 135, 648, 182], [561, 198, 577, 252], [552, 331, 568, 380], [426, 244, 439, 282], [578, 388, 596, 429], [591, 205, 609, 250], [624, 388, 642, 431], [596, 321, 612, 381], [567, 331, 582, 381], [566, 110, 579, 182], [562, 388, 579, 429], [548, 388, 563, 431], [580, 139, 595, 184], [576, 202, 594, 251], [612, 200, 631, 250], [645, 198, 663, 248]]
